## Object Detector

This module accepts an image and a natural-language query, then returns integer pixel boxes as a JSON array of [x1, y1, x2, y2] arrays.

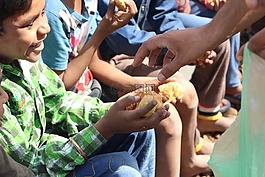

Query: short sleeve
[[42, 11, 71, 71]]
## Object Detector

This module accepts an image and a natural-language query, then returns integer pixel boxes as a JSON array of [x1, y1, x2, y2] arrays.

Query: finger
[[133, 100, 159, 118], [133, 43, 152, 66], [163, 50, 175, 66], [148, 48, 164, 66], [214, 0, 219, 9], [107, 0, 116, 15], [204, 59, 213, 65], [137, 106, 170, 130], [116, 95, 141, 110], [248, 28, 265, 53], [245, 0, 259, 9], [236, 44, 245, 61], [158, 59, 182, 81], [133, 36, 162, 66], [124, 0, 137, 15]]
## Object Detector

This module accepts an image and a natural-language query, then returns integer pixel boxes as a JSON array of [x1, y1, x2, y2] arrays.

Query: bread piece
[[136, 91, 163, 117], [115, 0, 127, 11], [158, 82, 184, 102]]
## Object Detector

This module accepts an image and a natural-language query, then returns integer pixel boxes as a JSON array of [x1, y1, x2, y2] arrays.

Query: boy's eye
[[26, 23, 34, 29]]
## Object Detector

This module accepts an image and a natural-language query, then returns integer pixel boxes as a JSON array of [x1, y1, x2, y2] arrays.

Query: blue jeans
[[67, 151, 141, 177], [67, 130, 156, 177], [177, 12, 241, 88]]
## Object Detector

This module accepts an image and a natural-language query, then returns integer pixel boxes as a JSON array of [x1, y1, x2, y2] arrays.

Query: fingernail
[[134, 95, 141, 100], [158, 73, 166, 81]]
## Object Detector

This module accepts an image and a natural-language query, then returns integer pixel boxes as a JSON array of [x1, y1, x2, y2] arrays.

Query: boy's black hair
[[0, 0, 32, 31]]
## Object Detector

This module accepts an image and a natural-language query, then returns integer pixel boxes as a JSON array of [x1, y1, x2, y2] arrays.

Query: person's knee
[[157, 103, 182, 139], [69, 152, 142, 177], [106, 152, 141, 177], [177, 78, 198, 108]]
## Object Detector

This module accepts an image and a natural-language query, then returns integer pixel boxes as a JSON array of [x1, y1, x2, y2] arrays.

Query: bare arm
[[89, 51, 140, 93], [205, 0, 265, 50], [57, 0, 137, 90], [133, 0, 265, 81]]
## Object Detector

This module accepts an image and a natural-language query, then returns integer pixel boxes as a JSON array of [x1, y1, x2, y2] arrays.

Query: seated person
[[189, 0, 242, 109], [42, 0, 214, 176], [0, 0, 182, 176], [98, 0, 235, 132]]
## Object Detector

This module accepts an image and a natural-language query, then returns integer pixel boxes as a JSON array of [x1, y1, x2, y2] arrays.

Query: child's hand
[[94, 94, 170, 139], [189, 50, 216, 67], [99, 0, 137, 35]]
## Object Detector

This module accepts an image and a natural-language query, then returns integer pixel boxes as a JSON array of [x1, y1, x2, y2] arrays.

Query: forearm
[[204, 0, 265, 50], [89, 55, 141, 92], [62, 26, 107, 90]]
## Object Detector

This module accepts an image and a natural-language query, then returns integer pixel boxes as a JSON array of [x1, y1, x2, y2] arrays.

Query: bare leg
[[174, 78, 212, 177], [194, 128, 214, 155], [155, 104, 182, 177]]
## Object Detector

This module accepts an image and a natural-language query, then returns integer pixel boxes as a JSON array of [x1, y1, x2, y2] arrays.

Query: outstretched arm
[[133, 0, 265, 81]]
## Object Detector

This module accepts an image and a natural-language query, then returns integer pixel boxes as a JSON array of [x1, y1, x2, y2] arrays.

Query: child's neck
[[63, 0, 82, 14]]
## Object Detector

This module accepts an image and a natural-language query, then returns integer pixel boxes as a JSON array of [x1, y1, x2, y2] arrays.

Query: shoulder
[[45, 0, 67, 18]]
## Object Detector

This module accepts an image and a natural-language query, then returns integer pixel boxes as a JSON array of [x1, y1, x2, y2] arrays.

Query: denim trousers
[[67, 130, 156, 177], [177, 12, 241, 88]]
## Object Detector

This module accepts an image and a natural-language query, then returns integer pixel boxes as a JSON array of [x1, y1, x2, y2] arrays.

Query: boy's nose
[[39, 22, 51, 35]]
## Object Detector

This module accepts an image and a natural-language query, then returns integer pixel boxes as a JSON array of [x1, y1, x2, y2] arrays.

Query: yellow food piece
[[136, 91, 163, 117], [158, 82, 184, 102], [115, 0, 127, 11]]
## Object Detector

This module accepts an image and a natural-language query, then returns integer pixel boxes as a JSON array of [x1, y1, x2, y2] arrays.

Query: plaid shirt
[[0, 60, 112, 177]]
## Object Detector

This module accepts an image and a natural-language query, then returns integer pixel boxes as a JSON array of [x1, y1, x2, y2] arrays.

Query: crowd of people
[[0, 0, 264, 176]]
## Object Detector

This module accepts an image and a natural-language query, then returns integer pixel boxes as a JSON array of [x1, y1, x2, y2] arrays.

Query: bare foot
[[181, 155, 212, 177], [196, 139, 215, 155], [194, 129, 215, 155], [197, 116, 235, 133]]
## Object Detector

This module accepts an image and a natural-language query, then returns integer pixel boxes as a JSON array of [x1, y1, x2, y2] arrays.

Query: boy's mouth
[[30, 41, 44, 51], [30, 41, 42, 48]]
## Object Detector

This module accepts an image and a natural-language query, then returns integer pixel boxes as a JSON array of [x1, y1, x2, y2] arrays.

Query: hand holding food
[[126, 82, 184, 117], [136, 91, 163, 117]]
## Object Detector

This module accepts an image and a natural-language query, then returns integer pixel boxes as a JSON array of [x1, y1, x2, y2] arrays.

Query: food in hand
[[115, 0, 127, 11], [158, 82, 184, 102], [136, 91, 163, 117], [196, 50, 211, 63]]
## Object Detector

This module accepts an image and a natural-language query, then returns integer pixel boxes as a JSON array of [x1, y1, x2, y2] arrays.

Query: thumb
[[245, 0, 259, 9], [157, 59, 182, 81], [115, 95, 141, 109], [107, 0, 115, 14], [157, 63, 178, 81]]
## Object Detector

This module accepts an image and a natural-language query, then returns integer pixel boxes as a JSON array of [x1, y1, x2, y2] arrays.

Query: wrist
[[94, 118, 114, 140]]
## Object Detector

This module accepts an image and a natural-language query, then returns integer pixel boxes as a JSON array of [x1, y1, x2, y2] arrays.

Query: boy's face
[[0, 70, 8, 118], [0, 0, 50, 64]]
